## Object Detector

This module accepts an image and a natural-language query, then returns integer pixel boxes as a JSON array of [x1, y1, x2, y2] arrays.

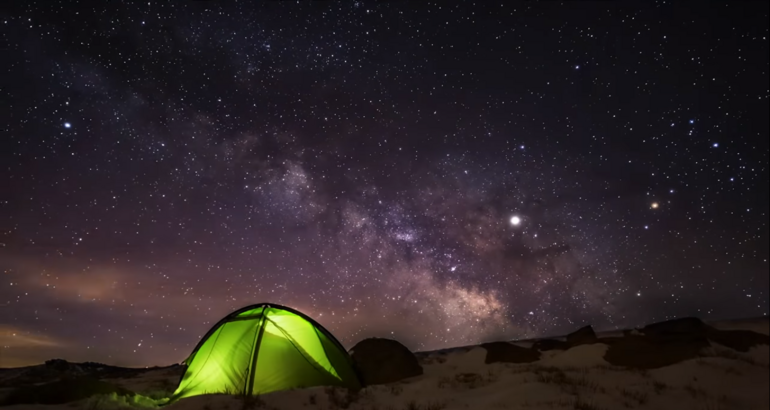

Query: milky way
[[2, 2, 768, 367]]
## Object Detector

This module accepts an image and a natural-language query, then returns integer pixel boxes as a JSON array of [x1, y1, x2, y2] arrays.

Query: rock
[[707, 329, 770, 353], [2, 377, 134, 405], [566, 326, 597, 346], [481, 342, 540, 364], [44, 359, 70, 372], [604, 334, 710, 369], [531, 339, 569, 351], [350, 338, 423, 386], [642, 317, 712, 337]]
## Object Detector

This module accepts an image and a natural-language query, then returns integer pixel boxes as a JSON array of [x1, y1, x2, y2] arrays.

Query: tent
[[172, 303, 361, 400]]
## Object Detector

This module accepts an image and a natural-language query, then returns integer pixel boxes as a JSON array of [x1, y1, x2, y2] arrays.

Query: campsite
[[3, 1, 768, 409], [1, 311, 768, 409]]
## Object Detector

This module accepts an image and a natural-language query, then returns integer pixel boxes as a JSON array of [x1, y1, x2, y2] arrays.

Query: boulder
[[566, 326, 597, 346], [2, 377, 133, 405], [44, 359, 71, 372], [707, 329, 770, 353], [350, 338, 423, 385], [642, 317, 712, 337], [481, 342, 540, 364], [604, 334, 710, 369], [531, 339, 569, 352]]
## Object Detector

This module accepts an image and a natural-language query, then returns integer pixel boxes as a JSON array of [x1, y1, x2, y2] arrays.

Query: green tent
[[172, 303, 361, 400]]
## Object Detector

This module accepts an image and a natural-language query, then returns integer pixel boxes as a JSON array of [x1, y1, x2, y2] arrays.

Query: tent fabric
[[172, 304, 361, 400]]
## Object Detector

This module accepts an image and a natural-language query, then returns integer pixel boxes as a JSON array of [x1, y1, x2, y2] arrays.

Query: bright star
[[712, 142, 719, 148], [651, 202, 660, 209], [510, 216, 522, 226], [64, 122, 71, 128]]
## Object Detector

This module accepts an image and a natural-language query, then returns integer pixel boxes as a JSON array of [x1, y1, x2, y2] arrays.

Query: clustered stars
[[1, 1, 768, 367]]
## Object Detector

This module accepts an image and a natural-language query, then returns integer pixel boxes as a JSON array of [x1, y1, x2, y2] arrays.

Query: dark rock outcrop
[[605, 318, 769, 368], [707, 329, 770, 352], [566, 326, 598, 346], [642, 317, 712, 337], [350, 338, 423, 385], [604, 333, 711, 369], [481, 342, 540, 364], [44, 359, 73, 373]]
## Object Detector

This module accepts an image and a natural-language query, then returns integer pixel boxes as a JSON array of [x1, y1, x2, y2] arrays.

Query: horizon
[[3, 313, 768, 369]]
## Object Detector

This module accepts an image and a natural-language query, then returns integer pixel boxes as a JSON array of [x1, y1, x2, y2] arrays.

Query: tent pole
[[246, 305, 268, 396]]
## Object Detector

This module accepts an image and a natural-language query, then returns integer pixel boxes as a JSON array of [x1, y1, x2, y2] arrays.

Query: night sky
[[2, 1, 768, 368]]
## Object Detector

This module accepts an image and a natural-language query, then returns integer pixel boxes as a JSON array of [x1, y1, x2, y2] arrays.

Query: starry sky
[[2, 1, 768, 368]]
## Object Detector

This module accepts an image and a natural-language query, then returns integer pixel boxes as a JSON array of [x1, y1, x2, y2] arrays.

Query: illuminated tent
[[172, 303, 361, 400]]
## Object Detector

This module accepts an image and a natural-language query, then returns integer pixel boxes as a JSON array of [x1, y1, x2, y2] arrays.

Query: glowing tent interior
[[172, 303, 361, 400]]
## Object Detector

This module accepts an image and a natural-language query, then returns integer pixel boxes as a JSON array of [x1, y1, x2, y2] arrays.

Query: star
[[63, 122, 71, 129], [510, 216, 522, 226], [651, 202, 660, 209]]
